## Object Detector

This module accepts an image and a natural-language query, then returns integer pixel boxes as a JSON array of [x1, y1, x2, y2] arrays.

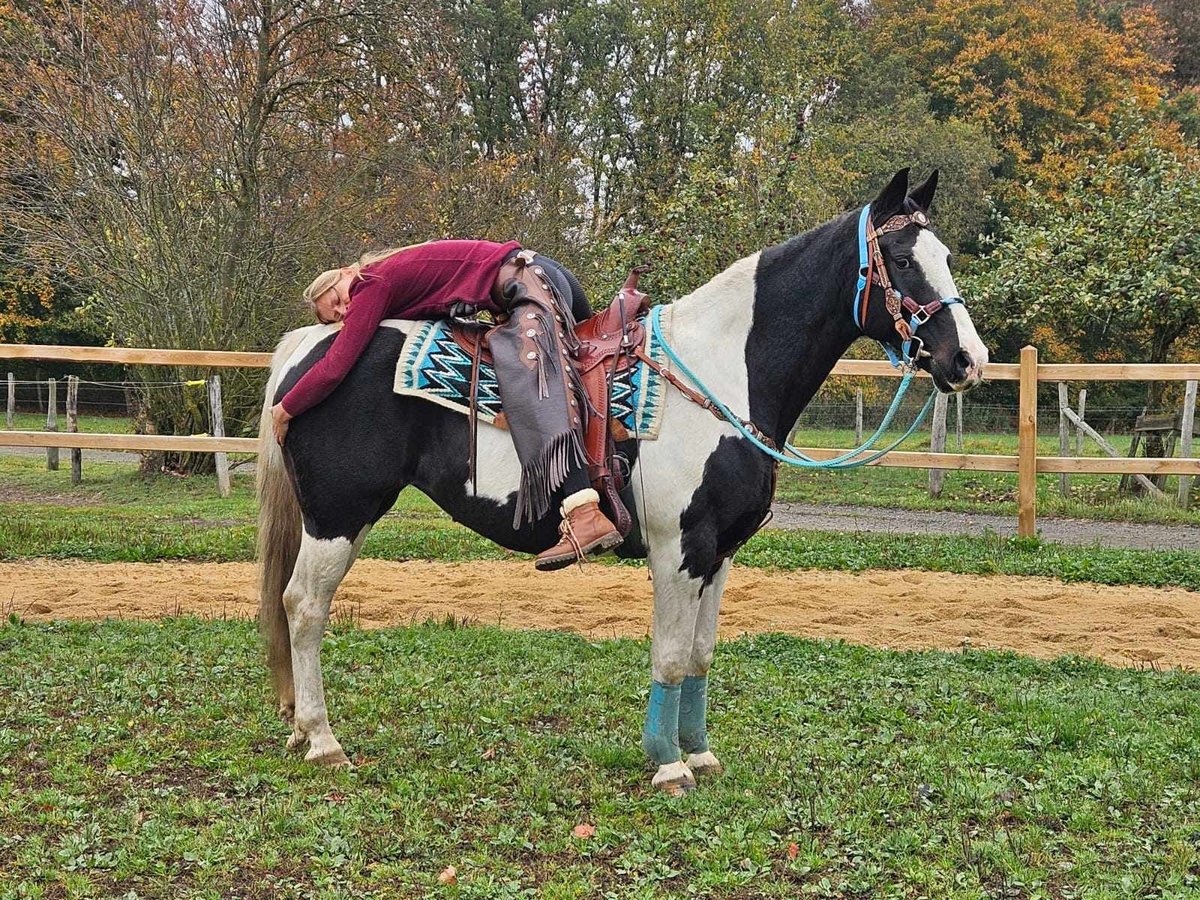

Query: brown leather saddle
[[451, 267, 652, 536]]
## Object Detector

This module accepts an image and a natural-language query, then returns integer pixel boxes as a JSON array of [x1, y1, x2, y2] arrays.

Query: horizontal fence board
[[5, 431, 1199, 477], [0, 431, 257, 453], [1037, 363, 1200, 381], [789, 447, 1019, 472], [1036, 456, 1200, 476], [0, 344, 274, 368], [6, 344, 1198, 383]]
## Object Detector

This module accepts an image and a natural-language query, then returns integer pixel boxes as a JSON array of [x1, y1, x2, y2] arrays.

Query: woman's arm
[[278, 285, 391, 419]]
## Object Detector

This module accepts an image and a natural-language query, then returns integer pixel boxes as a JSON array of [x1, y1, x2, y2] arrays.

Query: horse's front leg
[[282, 530, 364, 767], [643, 541, 712, 795], [680, 559, 730, 778]]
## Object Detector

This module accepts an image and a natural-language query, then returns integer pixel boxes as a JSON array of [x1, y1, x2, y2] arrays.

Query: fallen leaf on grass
[[438, 865, 457, 885], [787, 842, 799, 860], [482, 747, 496, 760], [572, 823, 595, 839]]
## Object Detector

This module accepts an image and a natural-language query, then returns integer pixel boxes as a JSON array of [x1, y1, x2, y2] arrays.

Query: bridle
[[852, 203, 964, 370]]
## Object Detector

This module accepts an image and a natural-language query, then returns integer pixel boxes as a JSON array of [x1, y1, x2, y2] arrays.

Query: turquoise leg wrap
[[678, 675, 709, 754], [641, 681, 682, 765]]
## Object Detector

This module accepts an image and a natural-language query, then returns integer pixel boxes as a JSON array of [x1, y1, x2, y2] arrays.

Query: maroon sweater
[[281, 239, 521, 417]]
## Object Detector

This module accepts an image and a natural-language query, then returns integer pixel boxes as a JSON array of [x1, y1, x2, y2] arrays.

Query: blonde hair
[[302, 241, 432, 316]]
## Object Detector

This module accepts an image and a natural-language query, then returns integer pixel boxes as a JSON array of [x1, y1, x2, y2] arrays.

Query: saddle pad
[[393, 319, 667, 440]]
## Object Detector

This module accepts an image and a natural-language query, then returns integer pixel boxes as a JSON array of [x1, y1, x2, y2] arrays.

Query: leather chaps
[[486, 251, 590, 529]]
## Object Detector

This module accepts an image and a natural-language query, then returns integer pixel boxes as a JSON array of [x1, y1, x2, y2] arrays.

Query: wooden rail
[[4, 343, 1200, 539], [0, 344, 273, 367]]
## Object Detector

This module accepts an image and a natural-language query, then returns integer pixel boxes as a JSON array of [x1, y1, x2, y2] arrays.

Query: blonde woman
[[271, 239, 619, 570]]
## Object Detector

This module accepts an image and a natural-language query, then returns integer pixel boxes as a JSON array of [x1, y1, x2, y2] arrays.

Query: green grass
[[3, 617, 1200, 898], [7, 412, 135, 434], [779, 425, 1200, 526], [2, 455, 1198, 590]]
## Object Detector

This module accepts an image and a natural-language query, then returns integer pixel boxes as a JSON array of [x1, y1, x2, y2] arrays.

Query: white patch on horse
[[632, 254, 760, 553], [464, 421, 523, 504], [913, 231, 988, 377], [278, 323, 341, 382], [380, 318, 419, 333]]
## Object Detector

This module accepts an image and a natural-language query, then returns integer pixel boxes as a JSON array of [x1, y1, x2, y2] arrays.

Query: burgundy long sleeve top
[[280, 239, 521, 417]]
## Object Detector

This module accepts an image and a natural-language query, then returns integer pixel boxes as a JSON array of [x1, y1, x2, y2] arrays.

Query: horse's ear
[[871, 167, 910, 226], [908, 169, 939, 212]]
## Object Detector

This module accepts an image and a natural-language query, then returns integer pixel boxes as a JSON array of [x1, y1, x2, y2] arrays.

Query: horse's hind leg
[[681, 559, 730, 778], [283, 526, 368, 766]]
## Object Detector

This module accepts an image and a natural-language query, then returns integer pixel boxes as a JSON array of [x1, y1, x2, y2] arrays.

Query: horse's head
[[857, 168, 989, 392]]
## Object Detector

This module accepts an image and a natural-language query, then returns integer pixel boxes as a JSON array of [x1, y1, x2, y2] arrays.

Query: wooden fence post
[[1018, 346, 1038, 538], [67, 375, 81, 484], [209, 375, 231, 498], [955, 391, 964, 452], [928, 391, 948, 497], [854, 388, 863, 444], [1178, 380, 1197, 509], [1058, 382, 1070, 497], [45, 377, 59, 471], [6, 372, 13, 429]]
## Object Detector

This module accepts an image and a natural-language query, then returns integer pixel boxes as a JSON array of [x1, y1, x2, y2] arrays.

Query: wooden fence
[[3, 343, 1200, 537]]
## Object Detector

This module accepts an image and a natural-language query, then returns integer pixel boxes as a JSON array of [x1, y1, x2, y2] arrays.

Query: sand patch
[[3, 559, 1199, 669]]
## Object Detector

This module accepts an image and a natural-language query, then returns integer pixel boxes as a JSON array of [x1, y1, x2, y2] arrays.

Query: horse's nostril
[[953, 350, 973, 379]]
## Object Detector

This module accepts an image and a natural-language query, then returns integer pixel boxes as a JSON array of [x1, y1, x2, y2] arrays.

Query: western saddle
[[450, 267, 652, 536]]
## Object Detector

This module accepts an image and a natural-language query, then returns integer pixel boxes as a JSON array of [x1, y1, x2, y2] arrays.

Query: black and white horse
[[257, 169, 988, 794]]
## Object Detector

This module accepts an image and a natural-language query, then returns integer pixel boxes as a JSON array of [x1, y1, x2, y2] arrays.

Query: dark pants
[[528, 254, 592, 324]]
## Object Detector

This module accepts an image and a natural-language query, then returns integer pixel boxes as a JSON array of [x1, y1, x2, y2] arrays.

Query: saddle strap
[[467, 329, 484, 493], [633, 345, 776, 449]]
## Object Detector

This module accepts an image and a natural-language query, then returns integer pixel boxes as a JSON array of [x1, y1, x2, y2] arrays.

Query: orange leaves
[[871, 0, 1170, 171], [572, 823, 595, 839]]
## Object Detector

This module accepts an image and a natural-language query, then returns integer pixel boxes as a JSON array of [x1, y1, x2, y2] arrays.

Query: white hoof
[[686, 750, 723, 777], [651, 760, 696, 796], [306, 745, 351, 768]]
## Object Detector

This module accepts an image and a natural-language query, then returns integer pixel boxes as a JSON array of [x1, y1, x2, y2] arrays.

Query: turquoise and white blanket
[[393, 319, 667, 439]]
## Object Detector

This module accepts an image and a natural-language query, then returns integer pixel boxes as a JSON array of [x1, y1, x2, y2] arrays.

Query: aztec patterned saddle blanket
[[392, 317, 668, 440]]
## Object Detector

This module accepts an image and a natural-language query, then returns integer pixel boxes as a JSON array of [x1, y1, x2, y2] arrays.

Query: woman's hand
[[271, 403, 292, 445]]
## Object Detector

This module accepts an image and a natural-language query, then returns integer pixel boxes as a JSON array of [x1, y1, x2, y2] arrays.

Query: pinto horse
[[257, 168, 989, 794]]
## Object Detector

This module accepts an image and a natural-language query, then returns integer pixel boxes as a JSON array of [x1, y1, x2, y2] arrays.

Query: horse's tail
[[256, 330, 309, 703]]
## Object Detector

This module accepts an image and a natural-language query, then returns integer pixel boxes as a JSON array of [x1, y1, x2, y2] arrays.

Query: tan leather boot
[[535, 489, 623, 571]]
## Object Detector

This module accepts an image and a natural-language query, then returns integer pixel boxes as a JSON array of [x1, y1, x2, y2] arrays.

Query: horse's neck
[[663, 254, 763, 408], [665, 217, 861, 446]]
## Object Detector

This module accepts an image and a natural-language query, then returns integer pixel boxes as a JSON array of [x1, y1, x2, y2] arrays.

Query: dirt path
[[772, 502, 1200, 551], [4, 559, 1199, 670]]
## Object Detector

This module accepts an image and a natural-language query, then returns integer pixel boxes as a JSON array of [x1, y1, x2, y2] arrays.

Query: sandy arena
[[4, 559, 1200, 669]]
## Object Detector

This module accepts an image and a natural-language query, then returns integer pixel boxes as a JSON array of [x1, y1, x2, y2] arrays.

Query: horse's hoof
[[686, 751, 723, 777], [286, 728, 308, 752], [307, 747, 352, 768], [651, 760, 696, 796]]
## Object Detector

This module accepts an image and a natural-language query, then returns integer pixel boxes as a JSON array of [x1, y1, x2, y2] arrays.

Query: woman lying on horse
[[271, 239, 621, 571]]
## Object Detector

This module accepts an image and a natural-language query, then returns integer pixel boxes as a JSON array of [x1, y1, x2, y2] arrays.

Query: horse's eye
[[895, 257, 912, 270]]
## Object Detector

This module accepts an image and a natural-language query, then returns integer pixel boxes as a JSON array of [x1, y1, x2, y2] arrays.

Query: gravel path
[[771, 502, 1200, 551]]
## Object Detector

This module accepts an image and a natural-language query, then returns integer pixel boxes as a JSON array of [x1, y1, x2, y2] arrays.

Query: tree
[[0, 0, 449, 469], [964, 117, 1200, 434], [867, 0, 1170, 180]]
